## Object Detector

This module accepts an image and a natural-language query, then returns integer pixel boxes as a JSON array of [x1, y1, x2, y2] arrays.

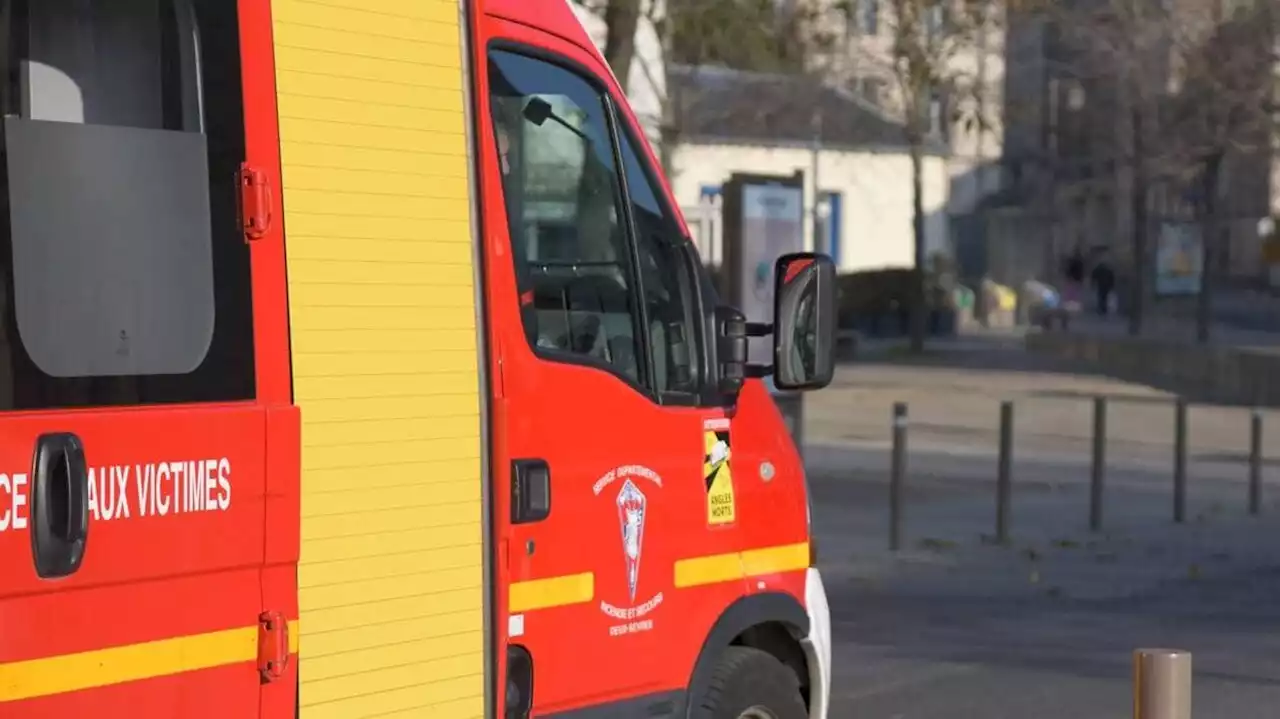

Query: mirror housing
[[714, 305, 748, 396], [713, 304, 773, 398], [772, 252, 837, 391]]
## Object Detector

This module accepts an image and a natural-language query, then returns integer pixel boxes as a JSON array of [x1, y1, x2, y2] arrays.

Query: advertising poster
[[738, 183, 805, 366], [1155, 221, 1203, 296]]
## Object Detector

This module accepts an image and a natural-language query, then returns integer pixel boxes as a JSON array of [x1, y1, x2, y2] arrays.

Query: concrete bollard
[[1133, 649, 1192, 719]]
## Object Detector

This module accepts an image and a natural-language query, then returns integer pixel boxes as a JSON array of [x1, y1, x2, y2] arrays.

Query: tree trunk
[[658, 78, 680, 176], [1196, 224, 1215, 344], [1128, 107, 1147, 337], [909, 133, 927, 353], [603, 0, 642, 92], [1195, 152, 1223, 345], [658, 119, 678, 178]]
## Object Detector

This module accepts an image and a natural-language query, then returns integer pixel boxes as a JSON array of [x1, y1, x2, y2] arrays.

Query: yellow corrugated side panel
[[271, 0, 485, 716]]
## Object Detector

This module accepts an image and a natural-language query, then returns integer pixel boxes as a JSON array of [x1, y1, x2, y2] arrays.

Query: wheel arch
[[684, 592, 811, 718]]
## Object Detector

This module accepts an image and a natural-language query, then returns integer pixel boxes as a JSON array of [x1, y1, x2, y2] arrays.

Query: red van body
[[0, 1, 833, 717]]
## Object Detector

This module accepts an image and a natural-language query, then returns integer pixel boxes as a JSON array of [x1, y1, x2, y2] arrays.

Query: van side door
[[0, 1, 282, 716], [475, 18, 751, 716]]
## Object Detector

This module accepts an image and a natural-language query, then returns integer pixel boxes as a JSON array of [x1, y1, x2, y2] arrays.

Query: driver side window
[[619, 132, 701, 402], [488, 49, 644, 384]]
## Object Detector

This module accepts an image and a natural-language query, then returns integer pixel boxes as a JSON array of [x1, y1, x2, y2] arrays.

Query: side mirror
[[772, 252, 837, 391], [714, 305, 748, 396]]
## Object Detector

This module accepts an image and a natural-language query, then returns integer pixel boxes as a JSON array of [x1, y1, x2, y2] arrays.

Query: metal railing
[[885, 397, 1266, 547], [878, 396, 1239, 717]]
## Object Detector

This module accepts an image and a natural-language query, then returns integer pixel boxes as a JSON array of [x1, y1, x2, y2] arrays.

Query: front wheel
[[695, 646, 807, 719]]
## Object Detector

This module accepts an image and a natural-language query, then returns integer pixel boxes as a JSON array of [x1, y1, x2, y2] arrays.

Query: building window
[[929, 90, 952, 144], [860, 76, 888, 106], [847, 0, 878, 35], [925, 4, 945, 39]]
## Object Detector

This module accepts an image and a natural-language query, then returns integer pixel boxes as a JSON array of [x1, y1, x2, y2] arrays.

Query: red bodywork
[[475, 1, 811, 715], [0, 0, 298, 716], [0, 1, 813, 717]]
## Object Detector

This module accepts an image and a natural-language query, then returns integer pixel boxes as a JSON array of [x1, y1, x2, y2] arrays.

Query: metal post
[[1091, 396, 1107, 531], [811, 107, 824, 253], [1249, 409, 1263, 515], [996, 401, 1013, 544], [1174, 399, 1188, 524], [1132, 648, 1192, 719], [890, 402, 907, 551], [774, 392, 805, 464]]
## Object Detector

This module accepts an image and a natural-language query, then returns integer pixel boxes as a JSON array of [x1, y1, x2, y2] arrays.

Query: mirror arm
[[711, 306, 776, 391]]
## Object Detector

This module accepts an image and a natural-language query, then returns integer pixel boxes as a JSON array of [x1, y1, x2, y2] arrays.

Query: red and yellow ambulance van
[[0, 0, 837, 717]]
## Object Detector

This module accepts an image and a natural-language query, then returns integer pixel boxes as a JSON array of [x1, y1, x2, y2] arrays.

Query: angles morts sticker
[[703, 418, 735, 526], [593, 465, 664, 636]]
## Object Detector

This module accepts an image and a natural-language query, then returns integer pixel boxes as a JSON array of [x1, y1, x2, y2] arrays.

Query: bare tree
[[1164, 2, 1274, 343], [1015, 0, 1275, 339], [603, 0, 644, 86], [1041, 0, 1177, 335], [666, 0, 835, 167], [823, 0, 999, 352], [572, 0, 827, 171]]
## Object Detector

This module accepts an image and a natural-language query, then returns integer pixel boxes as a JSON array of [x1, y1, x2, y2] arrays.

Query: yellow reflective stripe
[[510, 543, 810, 611], [674, 552, 743, 588], [0, 619, 301, 703], [740, 542, 811, 577], [508, 572, 595, 612], [675, 542, 810, 589], [0, 627, 255, 702]]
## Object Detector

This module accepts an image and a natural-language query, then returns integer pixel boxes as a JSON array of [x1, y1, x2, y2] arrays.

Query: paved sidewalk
[[1064, 312, 1280, 351], [807, 441, 1280, 601], [804, 339, 1280, 718]]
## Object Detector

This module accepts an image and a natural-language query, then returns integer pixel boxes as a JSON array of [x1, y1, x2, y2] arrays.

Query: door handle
[[511, 459, 551, 524], [31, 433, 89, 579]]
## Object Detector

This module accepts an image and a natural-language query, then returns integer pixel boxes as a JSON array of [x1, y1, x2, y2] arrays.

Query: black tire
[[695, 646, 807, 719]]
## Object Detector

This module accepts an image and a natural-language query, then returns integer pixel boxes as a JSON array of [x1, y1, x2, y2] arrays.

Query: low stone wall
[[1025, 330, 1280, 407]]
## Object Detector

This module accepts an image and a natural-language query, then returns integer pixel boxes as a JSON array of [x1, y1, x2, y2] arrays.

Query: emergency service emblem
[[593, 465, 665, 637], [616, 479, 646, 603]]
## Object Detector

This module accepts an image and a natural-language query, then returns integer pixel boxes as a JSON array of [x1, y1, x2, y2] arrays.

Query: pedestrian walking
[[1091, 253, 1116, 316]]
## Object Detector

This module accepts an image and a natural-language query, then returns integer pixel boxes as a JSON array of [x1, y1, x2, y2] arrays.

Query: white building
[[568, 2, 949, 275], [813, 0, 1006, 217], [667, 66, 949, 274]]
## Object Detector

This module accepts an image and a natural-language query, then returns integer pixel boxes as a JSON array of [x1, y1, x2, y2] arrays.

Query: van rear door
[[0, 1, 276, 716]]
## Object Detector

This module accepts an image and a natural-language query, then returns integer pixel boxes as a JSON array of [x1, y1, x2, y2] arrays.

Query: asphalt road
[[827, 569, 1280, 719], [804, 336, 1280, 718]]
